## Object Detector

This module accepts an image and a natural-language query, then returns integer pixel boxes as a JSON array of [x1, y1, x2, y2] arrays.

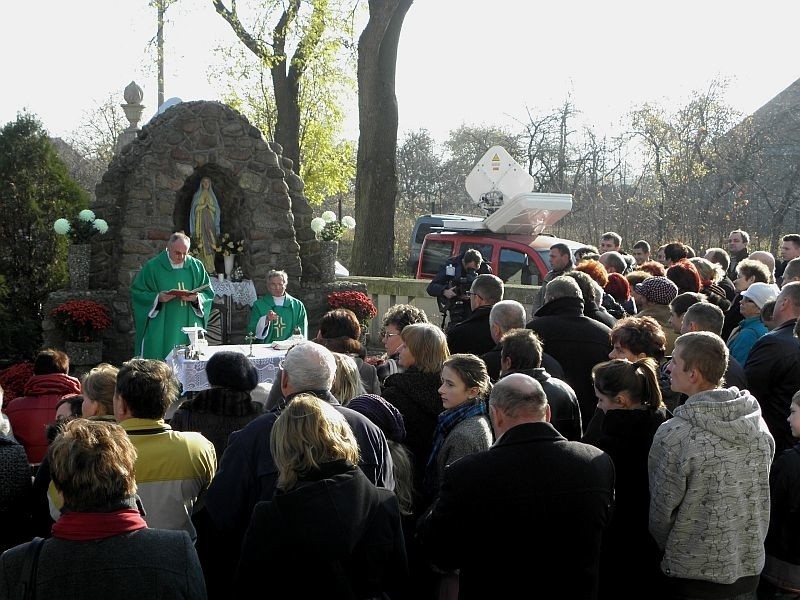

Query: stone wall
[[81, 100, 339, 364]]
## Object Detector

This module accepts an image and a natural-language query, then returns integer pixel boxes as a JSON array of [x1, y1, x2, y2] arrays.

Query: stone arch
[[88, 100, 322, 364]]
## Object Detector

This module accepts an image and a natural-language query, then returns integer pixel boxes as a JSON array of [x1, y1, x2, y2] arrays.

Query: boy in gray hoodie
[[649, 331, 775, 599]]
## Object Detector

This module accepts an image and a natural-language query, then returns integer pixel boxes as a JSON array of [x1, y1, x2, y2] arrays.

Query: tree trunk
[[352, 0, 413, 276]]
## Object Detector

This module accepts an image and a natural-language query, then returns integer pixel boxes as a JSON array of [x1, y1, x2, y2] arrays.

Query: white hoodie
[[648, 386, 775, 584]]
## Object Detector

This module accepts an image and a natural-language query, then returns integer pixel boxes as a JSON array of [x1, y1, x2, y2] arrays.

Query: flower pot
[[319, 240, 338, 283], [65, 341, 102, 366], [224, 254, 235, 277], [68, 244, 90, 290]]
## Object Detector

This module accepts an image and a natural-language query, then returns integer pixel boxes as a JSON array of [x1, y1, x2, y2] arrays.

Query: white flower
[[341, 216, 356, 229], [78, 209, 96, 222], [54, 218, 71, 235], [93, 219, 109, 234], [311, 217, 326, 234], [321, 211, 337, 223]]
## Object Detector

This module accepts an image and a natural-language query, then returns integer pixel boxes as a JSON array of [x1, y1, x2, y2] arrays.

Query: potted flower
[[50, 299, 111, 365], [212, 232, 245, 278], [327, 291, 378, 333], [311, 211, 356, 242], [54, 209, 109, 290], [53, 209, 109, 243]]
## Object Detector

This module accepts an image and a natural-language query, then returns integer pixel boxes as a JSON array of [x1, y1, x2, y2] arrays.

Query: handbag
[[16, 536, 45, 600]]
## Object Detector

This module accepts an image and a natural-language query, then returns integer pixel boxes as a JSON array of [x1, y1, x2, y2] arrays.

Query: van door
[[418, 239, 455, 278], [499, 248, 537, 285]]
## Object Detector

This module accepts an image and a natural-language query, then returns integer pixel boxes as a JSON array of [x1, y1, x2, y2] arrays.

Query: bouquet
[[54, 209, 108, 243], [327, 291, 377, 327], [311, 211, 356, 241], [213, 232, 245, 256], [50, 299, 111, 342]]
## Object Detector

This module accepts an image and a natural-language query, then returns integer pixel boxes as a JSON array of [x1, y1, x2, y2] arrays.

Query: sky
[[3, 0, 799, 147]]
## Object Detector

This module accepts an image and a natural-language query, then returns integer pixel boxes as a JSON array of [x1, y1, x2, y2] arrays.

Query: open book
[[166, 283, 211, 298]]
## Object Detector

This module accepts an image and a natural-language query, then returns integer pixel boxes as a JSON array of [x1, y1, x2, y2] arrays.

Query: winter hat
[[634, 276, 678, 305], [205, 351, 258, 392], [740, 282, 778, 310], [347, 394, 406, 443]]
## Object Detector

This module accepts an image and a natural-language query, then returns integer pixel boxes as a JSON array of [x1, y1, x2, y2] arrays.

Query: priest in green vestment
[[247, 269, 308, 344], [131, 232, 215, 360]]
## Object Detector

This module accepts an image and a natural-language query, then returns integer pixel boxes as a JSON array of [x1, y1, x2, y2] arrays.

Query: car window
[[500, 248, 536, 285], [414, 223, 435, 245], [458, 242, 493, 264], [420, 240, 455, 275]]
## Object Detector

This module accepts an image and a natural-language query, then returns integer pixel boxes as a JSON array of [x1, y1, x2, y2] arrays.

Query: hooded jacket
[[648, 387, 774, 587]]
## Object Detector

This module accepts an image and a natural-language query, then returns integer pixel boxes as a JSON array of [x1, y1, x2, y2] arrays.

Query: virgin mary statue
[[189, 177, 221, 273]]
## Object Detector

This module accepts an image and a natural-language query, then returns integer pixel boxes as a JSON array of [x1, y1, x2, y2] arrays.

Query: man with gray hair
[[599, 251, 628, 274], [418, 373, 614, 598], [248, 268, 308, 343], [481, 300, 564, 381], [446, 273, 504, 355], [193, 341, 393, 596], [680, 302, 747, 391], [527, 275, 613, 425]]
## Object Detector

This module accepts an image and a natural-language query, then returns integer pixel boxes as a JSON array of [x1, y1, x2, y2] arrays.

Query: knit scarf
[[425, 399, 488, 488], [52, 500, 147, 541]]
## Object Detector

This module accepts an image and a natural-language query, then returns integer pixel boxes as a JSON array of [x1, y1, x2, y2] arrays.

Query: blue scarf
[[425, 399, 488, 491]]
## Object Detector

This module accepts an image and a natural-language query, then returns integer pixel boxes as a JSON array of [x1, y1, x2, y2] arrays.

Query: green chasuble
[[247, 293, 308, 344], [131, 250, 215, 360]]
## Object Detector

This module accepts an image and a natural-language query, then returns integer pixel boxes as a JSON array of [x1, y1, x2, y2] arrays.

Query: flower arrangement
[[311, 211, 356, 241], [0, 361, 34, 404], [54, 209, 108, 244], [212, 232, 245, 256], [327, 291, 377, 327], [50, 299, 111, 342]]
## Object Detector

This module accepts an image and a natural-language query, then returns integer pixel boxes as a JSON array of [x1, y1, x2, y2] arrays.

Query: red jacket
[[5, 373, 81, 464]]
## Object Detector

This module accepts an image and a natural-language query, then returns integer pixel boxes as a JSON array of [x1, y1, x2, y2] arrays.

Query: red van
[[417, 230, 586, 286]]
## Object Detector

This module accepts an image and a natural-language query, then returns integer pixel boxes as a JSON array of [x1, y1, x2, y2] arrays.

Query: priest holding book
[[131, 232, 215, 360]]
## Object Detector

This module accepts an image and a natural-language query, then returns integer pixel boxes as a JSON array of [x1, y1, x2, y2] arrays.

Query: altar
[[167, 343, 285, 392]]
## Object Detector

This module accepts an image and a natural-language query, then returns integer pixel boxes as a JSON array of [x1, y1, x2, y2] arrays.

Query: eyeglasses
[[379, 329, 401, 339], [465, 291, 482, 299]]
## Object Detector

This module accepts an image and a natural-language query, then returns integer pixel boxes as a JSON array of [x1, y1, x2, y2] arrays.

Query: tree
[[350, 0, 412, 276], [150, 0, 180, 108], [0, 113, 88, 359], [212, 0, 351, 174]]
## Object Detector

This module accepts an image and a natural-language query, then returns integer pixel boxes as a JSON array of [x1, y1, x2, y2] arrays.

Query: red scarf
[[51, 509, 147, 541]]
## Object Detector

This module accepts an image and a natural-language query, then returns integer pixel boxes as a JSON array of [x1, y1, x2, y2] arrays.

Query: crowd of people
[[2, 229, 800, 599]]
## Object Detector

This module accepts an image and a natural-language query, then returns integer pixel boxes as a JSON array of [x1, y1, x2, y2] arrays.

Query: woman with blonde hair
[[81, 363, 119, 420], [330, 352, 366, 405], [381, 322, 450, 511], [236, 394, 406, 598]]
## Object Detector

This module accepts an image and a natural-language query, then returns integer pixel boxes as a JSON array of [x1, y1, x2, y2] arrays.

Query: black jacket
[[509, 367, 582, 440], [527, 296, 613, 426], [745, 319, 800, 453], [446, 304, 494, 356], [418, 422, 614, 600]]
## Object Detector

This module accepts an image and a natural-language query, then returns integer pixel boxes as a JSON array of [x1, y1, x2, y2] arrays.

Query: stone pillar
[[116, 81, 145, 154]]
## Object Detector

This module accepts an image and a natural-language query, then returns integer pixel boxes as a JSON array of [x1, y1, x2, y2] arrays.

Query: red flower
[[326, 291, 377, 325], [50, 300, 111, 342], [0, 362, 34, 405]]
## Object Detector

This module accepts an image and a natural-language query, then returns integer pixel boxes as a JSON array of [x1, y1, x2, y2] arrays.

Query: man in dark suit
[[418, 373, 615, 599], [446, 273, 503, 356]]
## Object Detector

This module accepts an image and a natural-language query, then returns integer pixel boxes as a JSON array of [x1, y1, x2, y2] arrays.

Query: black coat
[[527, 296, 613, 425], [745, 319, 800, 453], [418, 422, 614, 600], [446, 304, 494, 356], [582, 408, 669, 599], [381, 368, 443, 507], [236, 460, 407, 599], [510, 368, 582, 440], [480, 344, 565, 382]]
